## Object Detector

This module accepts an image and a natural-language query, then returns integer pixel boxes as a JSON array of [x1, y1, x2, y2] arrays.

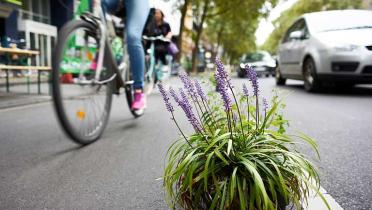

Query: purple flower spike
[[169, 87, 181, 106], [215, 57, 232, 87], [179, 88, 191, 109], [158, 83, 174, 113], [263, 97, 269, 112], [215, 72, 232, 111], [179, 88, 201, 132], [243, 83, 249, 97], [194, 79, 207, 101], [214, 58, 232, 111], [245, 64, 259, 96], [179, 72, 197, 99]]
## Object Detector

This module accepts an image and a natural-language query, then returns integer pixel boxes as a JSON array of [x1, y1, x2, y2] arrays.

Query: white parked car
[[237, 51, 276, 78], [276, 10, 372, 91]]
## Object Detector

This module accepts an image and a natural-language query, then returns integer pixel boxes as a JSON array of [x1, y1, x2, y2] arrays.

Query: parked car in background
[[276, 10, 372, 91], [237, 51, 276, 78]]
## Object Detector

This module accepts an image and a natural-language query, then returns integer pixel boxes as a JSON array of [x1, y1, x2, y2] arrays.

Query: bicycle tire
[[52, 20, 113, 145]]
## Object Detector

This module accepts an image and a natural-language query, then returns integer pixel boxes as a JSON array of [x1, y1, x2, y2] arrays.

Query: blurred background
[[1, 1, 372, 209], [1, 0, 371, 73]]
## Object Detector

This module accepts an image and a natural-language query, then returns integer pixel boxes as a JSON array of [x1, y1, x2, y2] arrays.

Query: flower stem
[[171, 112, 193, 148], [229, 86, 245, 137], [246, 97, 250, 130], [255, 96, 259, 130], [226, 109, 233, 140]]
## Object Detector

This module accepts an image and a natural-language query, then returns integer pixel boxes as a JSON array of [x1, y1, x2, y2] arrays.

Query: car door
[[288, 19, 310, 76], [282, 19, 305, 76], [278, 25, 295, 75]]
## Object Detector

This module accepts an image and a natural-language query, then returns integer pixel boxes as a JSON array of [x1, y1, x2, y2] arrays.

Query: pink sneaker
[[131, 92, 146, 110], [90, 61, 97, 70]]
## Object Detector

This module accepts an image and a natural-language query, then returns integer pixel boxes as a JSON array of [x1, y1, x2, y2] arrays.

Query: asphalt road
[[0, 76, 371, 209]]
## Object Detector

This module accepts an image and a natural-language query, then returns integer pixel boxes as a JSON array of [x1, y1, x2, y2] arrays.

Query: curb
[[304, 186, 343, 210]]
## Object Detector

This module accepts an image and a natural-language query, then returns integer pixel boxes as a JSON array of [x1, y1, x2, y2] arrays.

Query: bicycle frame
[[79, 7, 127, 92]]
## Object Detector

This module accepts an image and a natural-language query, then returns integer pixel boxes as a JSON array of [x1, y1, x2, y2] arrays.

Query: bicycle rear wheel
[[52, 20, 113, 145]]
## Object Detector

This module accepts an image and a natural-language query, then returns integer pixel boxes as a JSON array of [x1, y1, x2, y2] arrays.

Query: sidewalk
[[0, 74, 49, 87], [0, 82, 51, 110]]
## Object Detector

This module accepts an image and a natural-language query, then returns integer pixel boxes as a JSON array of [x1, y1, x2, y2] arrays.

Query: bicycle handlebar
[[142, 35, 170, 42]]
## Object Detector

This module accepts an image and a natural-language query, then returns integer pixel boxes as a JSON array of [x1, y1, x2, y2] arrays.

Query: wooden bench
[[0, 47, 51, 94], [0, 47, 40, 55]]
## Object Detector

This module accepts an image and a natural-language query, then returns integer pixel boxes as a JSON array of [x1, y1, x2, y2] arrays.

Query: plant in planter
[[158, 58, 329, 210]]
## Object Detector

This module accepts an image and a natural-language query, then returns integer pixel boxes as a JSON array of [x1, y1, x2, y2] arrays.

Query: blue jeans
[[102, 0, 149, 89]]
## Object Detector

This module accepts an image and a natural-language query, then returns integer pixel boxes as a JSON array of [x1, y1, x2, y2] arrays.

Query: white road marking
[[0, 101, 51, 113]]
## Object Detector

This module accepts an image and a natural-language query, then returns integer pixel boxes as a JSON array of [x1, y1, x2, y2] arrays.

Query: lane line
[[0, 100, 51, 113]]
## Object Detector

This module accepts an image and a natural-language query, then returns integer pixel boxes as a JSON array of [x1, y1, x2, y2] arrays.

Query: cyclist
[[144, 8, 173, 66], [102, 0, 149, 111]]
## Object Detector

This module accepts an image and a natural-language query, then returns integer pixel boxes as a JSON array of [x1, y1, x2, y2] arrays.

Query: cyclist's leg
[[125, 0, 149, 90], [125, 0, 149, 109]]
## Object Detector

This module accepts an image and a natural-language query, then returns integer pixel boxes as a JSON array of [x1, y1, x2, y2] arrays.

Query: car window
[[243, 53, 264, 62], [307, 11, 372, 32], [282, 18, 309, 43]]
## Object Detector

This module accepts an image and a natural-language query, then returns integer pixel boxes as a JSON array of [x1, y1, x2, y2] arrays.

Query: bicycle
[[52, 6, 142, 145], [142, 35, 172, 94]]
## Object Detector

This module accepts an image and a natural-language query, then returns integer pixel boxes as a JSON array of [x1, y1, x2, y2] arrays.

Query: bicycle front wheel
[[52, 20, 113, 145]]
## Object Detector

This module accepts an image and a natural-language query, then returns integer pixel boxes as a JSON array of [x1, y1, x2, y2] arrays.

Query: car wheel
[[237, 68, 245, 78], [275, 66, 286, 85], [303, 57, 321, 92]]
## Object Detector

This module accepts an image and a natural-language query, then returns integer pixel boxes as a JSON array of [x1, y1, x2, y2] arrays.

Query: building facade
[[363, 0, 372, 9], [0, 0, 94, 67]]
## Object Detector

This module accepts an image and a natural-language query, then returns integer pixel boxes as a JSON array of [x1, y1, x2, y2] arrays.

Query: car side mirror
[[289, 31, 304, 40]]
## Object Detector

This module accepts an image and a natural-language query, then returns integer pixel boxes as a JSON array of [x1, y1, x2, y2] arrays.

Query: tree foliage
[[173, 0, 278, 71], [262, 0, 362, 54]]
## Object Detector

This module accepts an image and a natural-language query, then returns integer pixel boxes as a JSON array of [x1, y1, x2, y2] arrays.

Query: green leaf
[[205, 132, 230, 152], [240, 157, 270, 208], [214, 148, 229, 165], [293, 131, 320, 159], [230, 167, 238, 204], [204, 151, 215, 189], [237, 177, 247, 209], [220, 181, 228, 210], [259, 100, 278, 132]]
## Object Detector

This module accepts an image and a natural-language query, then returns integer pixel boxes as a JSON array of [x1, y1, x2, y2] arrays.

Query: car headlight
[[333, 44, 360, 52], [240, 63, 245, 69], [267, 61, 276, 68]]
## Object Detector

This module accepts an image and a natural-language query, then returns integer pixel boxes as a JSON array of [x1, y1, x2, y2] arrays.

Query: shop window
[[19, 0, 50, 24]]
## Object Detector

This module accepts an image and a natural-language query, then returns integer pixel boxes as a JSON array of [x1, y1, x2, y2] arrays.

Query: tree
[[262, 0, 362, 54], [171, 0, 192, 62], [190, 0, 211, 73], [170, 0, 278, 72], [203, 0, 277, 64], [189, 0, 278, 72]]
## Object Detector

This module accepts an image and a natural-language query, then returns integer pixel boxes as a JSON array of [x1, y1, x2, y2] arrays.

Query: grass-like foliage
[[158, 58, 329, 210]]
